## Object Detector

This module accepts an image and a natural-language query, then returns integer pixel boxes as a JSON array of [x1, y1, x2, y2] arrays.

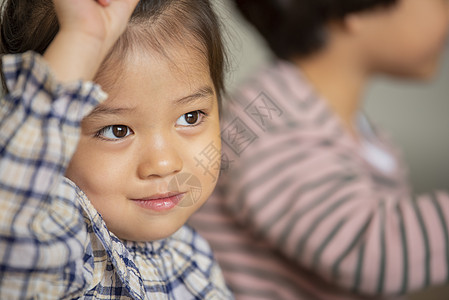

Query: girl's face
[[358, 0, 449, 78], [66, 45, 221, 241]]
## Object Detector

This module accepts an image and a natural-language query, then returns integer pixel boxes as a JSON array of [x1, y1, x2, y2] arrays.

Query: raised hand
[[44, 0, 140, 82], [52, 0, 139, 52]]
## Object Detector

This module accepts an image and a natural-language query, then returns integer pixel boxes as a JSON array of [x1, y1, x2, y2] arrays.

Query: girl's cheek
[[192, 136, 221, 185]]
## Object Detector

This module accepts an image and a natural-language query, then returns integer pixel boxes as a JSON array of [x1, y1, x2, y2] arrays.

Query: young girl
[[0, 0, 232, 299], [191, 0, 449, 299]]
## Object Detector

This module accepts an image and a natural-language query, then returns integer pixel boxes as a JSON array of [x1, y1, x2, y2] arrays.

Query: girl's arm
[[0, 0, 138, 297], [0, 52, 106, 298]]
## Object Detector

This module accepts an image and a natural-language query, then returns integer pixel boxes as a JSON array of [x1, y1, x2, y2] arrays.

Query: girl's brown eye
[[112, 125, 128, 138], [96, 125, 133, 140], [175, 110, 205, 127], [185, 111, 199, 124]]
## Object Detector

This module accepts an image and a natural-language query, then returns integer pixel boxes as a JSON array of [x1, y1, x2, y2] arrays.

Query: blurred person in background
[[190, 0, 449, 299]]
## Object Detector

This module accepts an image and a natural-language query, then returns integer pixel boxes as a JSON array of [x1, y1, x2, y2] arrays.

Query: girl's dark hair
[[0, 0, 227, 102], [234, 0, 398, 60]]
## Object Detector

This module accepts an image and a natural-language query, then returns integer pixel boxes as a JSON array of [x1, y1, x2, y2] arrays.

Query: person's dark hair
[[234, 0, 398, 60], [0, 0, 227, 103]]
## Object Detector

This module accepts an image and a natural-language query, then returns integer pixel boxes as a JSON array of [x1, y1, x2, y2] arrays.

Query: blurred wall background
[[213, 1, 449, 299], [214, 0, 449, 194]]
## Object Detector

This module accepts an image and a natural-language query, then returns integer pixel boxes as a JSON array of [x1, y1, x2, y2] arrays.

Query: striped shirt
[[0, 52, 233, 300], [189, 59, 449, 299]]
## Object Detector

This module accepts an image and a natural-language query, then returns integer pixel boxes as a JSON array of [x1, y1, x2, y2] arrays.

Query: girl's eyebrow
[[174, 86, 214, 106], [86, 86, 214, 120], [86, 106, 137, 119]]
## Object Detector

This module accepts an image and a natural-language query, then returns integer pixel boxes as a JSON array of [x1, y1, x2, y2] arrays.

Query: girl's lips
[[131, 193, 185, 211]]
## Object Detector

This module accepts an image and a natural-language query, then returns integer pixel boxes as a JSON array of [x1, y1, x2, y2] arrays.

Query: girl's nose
[[137, 136, 183, 179]]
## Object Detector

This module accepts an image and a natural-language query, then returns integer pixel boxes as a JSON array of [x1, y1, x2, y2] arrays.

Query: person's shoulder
[[221, 58, 338, 153], [169, 225, 234, 298], [226, 58, 322, 119], [170, 225, 214, 255], [229, 59, 295, 103]]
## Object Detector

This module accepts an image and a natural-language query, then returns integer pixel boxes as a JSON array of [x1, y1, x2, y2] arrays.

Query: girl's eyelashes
[[95, 125, 134, 140], [175, 110, 207, 127], [93, 110, 206, 140]]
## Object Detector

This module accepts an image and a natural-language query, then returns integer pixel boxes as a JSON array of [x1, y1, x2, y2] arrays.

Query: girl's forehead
[[98, 42, 211, 93], [99, 45, 215, 106], [122, 41, 208, 76]]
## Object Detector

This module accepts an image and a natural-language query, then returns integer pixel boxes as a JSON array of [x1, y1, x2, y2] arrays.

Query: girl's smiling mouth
[[131, 193, 186, 211]]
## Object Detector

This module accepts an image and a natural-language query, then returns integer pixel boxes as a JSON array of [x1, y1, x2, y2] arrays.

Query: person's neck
[[292, 48, 368, 137]]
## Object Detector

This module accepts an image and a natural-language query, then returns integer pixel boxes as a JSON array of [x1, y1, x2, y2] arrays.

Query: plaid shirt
[[0, 52, 233, 300]]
